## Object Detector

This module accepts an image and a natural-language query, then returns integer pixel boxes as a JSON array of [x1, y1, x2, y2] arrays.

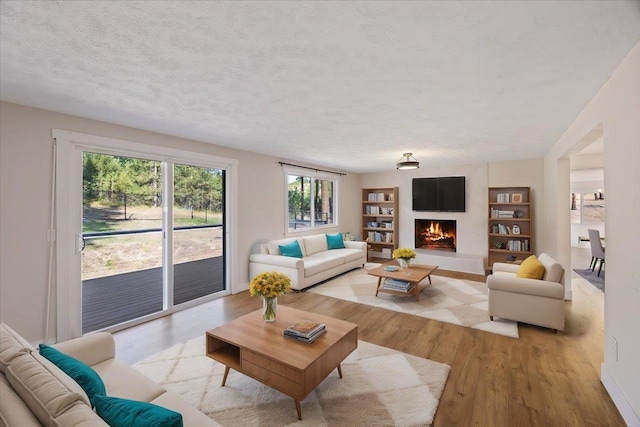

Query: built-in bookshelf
[[488, 186, 533, 268], [362, 187, 399, 262]]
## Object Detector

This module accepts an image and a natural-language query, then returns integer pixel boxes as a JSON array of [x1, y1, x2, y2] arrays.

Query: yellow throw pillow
[[516, 255, 545, 280]]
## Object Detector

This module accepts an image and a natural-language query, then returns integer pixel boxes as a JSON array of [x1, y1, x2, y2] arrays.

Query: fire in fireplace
[[415, 219, 457, 252]]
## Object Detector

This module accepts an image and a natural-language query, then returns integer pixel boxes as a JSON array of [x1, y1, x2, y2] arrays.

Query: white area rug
[[134, 336, 450, 426], [306, 264, 519, 339]]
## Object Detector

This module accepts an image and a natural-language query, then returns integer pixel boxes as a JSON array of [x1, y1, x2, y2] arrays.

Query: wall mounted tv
[[412, 176, 466, 212]]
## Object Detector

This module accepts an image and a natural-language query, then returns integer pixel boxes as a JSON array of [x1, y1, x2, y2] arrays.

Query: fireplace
[[415, 219, 457, 252]]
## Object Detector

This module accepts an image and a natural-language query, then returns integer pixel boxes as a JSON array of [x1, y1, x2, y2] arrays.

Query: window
[[570, 191, 605, 224], [286, 170, 337, 232]]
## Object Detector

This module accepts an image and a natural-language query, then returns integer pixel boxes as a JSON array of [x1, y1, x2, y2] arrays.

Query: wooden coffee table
[[368, 260, 439, 301], [206, 305, 357, 420]]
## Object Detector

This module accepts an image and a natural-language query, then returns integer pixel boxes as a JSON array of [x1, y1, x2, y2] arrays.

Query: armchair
[[487, 253, 565, 332]]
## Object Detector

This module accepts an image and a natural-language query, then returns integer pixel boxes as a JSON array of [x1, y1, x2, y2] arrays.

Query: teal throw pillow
[[39, 344, 106, 407], [278, 240, 303, 258], [93, 395, 183, 427], [326, 233, 345, 249]]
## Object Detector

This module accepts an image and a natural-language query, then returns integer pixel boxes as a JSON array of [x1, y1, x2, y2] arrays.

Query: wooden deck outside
[[82, 256, 224, 333]]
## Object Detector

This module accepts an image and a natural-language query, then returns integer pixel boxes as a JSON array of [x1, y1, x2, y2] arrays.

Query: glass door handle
[[76, 235, 86, 253]]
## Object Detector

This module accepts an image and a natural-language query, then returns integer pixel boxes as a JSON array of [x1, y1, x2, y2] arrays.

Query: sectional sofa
[[249, 233, 367, 290], [0, 323, 216, 426]]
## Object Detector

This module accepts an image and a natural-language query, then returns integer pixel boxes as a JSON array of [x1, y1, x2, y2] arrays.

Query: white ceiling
[[1, 1, 639, 173]]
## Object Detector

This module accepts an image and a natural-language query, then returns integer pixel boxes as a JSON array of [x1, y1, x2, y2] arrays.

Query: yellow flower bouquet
[[249, 271, 292, 298], [392, 248, 416, 260], [249, 271, 292, 322]]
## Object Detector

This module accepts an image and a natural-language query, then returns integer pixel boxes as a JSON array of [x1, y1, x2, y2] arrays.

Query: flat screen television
[[412, 176, 466, 212]]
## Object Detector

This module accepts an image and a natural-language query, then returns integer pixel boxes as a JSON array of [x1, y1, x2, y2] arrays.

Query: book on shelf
[[496, 193, 511, 203], [367, 192, 386, 202], [381, 278, 414, 292]]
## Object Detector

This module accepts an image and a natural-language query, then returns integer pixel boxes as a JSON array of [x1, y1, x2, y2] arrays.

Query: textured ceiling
[[1, 1, 639, 173]]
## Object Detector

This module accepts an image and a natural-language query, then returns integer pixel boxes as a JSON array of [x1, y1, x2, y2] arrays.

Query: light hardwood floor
[[114, 269, 623, 426]]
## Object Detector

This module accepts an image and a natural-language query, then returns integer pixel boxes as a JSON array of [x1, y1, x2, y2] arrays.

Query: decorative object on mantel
[[396, 152, 420, 170], [392, 247, 416, 268], [248, 271, 292, 322]]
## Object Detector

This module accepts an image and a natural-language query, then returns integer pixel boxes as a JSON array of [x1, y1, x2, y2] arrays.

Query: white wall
[[543, 42, 640, 425], [0, 101, 361, 343]]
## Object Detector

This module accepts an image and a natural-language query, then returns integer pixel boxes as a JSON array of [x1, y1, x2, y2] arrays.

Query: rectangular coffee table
[[368, 260, 439, 301], [206, 305, 357, 420]]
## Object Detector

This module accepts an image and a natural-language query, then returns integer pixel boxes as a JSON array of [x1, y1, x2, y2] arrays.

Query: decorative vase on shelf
[[262, 296, 277, 322], [397, 258, 411, 269]]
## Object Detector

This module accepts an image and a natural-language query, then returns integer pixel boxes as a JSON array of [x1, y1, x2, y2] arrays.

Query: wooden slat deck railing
[[82, 256, 224, 333]]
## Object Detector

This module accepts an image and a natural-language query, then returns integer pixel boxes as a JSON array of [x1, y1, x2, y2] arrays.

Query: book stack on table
[[283, 320, 326, 344], [381, 278, 414, 292]]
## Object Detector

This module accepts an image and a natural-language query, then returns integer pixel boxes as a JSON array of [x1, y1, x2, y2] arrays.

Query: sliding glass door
[[79, 152, 226, 334], [172, 163, 225, 305]]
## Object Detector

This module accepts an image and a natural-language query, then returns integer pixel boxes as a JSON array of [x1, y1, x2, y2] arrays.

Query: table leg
[[415, 284, 420, 302], [428, 274, 432, 284], [337, 364, 343, 378], [375, 277, 382, 296], [221, 366, 230, 386], [295, 399, 302, 420]]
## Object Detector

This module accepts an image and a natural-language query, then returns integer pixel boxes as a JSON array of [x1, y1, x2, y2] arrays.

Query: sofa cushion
[[39, 344, 106, 407], [32, 352, 91, 406], [326, 233, 346, 250], [0, 323, 34, 373], [0, 374, 42, 427], [94, 395, 183, 427], [55, 401, 110, 426], [516, 255, 545, 280], [303, 234, 329, 255], [91, 358, 166, 403], [5, 353, 87, 426], [538, 253, 564, 283], [278, 240, 304, 258], [304, 252, 345, 277], [267, 237, 306, 256]]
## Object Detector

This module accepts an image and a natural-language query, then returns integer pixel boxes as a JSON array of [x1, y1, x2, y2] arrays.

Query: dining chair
[[588, 229, 605, 277]]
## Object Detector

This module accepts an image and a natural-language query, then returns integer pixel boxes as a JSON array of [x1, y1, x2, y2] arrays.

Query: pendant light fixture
[[396, 153, 420, 170]]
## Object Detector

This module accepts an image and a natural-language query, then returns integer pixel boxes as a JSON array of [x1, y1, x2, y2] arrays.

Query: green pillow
[[278, 240, 303, 258], [516, 255, 545, 279], [38, 344, 106, 407], [326, 233, 345, 249], [93, 395, 183, 427]]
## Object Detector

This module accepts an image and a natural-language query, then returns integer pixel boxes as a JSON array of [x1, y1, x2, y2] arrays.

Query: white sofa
[[0, 323, 217, 427], [249, 234, 367, 290], [487, 253, 565, 331]]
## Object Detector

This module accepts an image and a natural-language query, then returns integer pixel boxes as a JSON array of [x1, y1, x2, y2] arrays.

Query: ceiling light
[[396, 153, 420, 170]]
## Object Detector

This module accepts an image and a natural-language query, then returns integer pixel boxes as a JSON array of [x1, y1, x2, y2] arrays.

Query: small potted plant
[[249, 271, 292, 322], [392, 247, 416, 269]]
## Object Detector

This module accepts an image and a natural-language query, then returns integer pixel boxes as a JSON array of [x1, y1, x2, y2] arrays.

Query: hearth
[[415, 219, 457, 252]]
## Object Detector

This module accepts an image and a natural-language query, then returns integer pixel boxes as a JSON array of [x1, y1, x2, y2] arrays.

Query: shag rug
[[306, 264, 519, 339], [134, 336, 450, 427], [573, 268, 605, 292]]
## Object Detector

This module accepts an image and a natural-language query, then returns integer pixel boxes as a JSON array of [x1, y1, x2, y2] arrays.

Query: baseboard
[[601, 363, 640, 427]]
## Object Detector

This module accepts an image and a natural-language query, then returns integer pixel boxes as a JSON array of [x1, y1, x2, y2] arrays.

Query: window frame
[[283, 166, 339, 234]]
